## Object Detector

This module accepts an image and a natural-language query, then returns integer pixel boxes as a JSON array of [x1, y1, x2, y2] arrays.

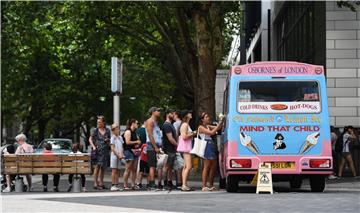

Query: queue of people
[[87, 107, 224, 192]]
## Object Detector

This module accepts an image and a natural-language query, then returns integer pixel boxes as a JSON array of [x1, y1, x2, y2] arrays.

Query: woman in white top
[[338, 126, 357, 177], [198, 112, 224, 191], [110, 123, 124, 191]]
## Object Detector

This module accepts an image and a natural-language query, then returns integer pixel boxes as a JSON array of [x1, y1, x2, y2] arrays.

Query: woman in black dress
[[89, 115, 111, 189]]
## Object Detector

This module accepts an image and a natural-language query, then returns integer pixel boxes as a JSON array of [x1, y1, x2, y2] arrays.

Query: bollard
[[15, 177, 24, 193], [72, 177, 82, 193]]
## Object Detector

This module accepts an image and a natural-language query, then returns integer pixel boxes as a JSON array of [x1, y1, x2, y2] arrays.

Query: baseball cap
[[165, 109, 175, 115], [148, 107, 162, 115]]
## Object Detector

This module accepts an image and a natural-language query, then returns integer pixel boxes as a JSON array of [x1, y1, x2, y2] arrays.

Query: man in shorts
[[145, 107, 162, 189], [162, 109, 178, 190]]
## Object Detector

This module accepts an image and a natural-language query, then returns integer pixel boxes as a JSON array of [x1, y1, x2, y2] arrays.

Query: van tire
[[226, 175, 238, 193], [309, 175, 325, 192], [289, 179, 302, 189]]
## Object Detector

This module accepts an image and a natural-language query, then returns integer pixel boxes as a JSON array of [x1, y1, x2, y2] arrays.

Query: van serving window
[[237, 81, 321, 114]]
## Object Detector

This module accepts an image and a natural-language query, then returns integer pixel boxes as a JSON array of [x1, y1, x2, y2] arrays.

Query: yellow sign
[[271, 162, 295, 169]]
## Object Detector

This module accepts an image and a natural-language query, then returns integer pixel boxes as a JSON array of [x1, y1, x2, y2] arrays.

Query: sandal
[[202, 187, 210, 191], [209, 186, 217, 191], [97, 185, 107, 190], [123, 186, 132, 190], [181, 186, 193, 191]]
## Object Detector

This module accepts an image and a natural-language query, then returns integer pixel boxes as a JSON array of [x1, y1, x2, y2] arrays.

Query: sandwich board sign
[[256, 163, 273, 194]]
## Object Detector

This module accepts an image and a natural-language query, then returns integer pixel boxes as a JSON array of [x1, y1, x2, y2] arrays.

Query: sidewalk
[[5, 169, 359, 193]]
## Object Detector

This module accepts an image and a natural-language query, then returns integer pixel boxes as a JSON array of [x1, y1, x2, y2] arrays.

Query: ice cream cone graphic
[[300, 132, 320, 154], [240, 132, 260, 155]]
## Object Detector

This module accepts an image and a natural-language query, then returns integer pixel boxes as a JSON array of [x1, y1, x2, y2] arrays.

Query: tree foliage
[[1, 1, 241, 143]]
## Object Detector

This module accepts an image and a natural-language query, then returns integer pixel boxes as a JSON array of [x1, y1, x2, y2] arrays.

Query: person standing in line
[[122, 119, 141, 190], [110, 123, 124, 191], [177, 110, 196, 191], [68, 143, 87, 192], [329, 126, 339, 179], [137, 121, 147, 145], [338, 126, 358, 178], [173, 110, 182, 138], [42, 143, 60, 192], [145, 107, 162, 190], [89, 115, 111, 190], [162, 109, 178, 190], [198, 112, 224, 191], [173, 110, 184, 189], [135, 143, 149, 189], [14, 133, 34, 191]]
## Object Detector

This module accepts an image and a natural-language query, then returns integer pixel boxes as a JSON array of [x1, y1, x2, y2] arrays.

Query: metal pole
[[113, 93, 120, 125]]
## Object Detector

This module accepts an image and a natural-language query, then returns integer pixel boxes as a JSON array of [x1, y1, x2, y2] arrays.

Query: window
[[237, 81, 321, 113], [238, 81, 319, 102]]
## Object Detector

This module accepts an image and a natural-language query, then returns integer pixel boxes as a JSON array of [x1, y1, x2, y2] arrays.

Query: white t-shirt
[[173, 120, 181, 138], [342, 133, 351, 153], [111, 135, 124, 159]]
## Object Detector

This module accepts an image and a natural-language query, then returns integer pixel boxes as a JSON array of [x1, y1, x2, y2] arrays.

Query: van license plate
[[271, 162, 295, 169]]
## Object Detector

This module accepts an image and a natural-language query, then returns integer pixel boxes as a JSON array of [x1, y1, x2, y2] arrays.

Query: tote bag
[[190, 132, 207, 158], [157, 152, 168, 168]]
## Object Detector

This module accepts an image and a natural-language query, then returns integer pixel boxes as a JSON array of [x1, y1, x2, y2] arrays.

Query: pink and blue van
[[219, 62, 332, 192]]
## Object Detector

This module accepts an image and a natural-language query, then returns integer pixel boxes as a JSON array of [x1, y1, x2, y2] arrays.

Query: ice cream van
[[219, 61, 332, 192]]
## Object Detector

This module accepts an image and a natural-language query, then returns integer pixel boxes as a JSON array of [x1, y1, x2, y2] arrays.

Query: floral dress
[[92, 128, 111, 168]]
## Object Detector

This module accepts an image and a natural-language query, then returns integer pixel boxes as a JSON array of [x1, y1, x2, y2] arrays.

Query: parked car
[[35, 138, 73, 154]]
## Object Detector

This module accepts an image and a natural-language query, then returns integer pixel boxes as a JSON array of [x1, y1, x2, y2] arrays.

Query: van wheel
[[309, 175, 325, 192], [226, 175, 238, 193], [289, 179, 302, 189]]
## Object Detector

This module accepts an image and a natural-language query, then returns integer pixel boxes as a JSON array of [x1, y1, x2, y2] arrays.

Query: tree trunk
[[192, 2, 224, 121]]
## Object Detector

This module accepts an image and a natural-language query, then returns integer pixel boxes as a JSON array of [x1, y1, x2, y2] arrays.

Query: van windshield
[[237, 81, 321, 113]]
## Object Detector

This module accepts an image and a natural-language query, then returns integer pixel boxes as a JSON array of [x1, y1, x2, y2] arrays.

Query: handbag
[[190, 131, 207, 158], [156, 152, 168, 168], [90, 149, 97, 161]]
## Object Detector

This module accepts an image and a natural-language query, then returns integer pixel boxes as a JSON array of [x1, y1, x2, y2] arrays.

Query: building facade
[[244, 1, 360, 127]]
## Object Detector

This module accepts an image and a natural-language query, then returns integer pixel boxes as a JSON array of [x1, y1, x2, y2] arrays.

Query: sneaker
[[176, 183, 182, 190], [132, 185, 140, 190], [53, 187, 59, 192], [147, 183, 157, 190], [82, 187, 87, 192], [43, 187, 48, 192], [328, 175, 338, 180], [157, 184, 164, 190], [110, 185, 120, 191], [136, 183, 143, 189], [2, 187, 11, 193]]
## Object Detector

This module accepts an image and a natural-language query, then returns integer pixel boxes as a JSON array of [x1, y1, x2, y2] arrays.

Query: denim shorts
[[203, 140, 217, 160], [124, 150, 137, 162]]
